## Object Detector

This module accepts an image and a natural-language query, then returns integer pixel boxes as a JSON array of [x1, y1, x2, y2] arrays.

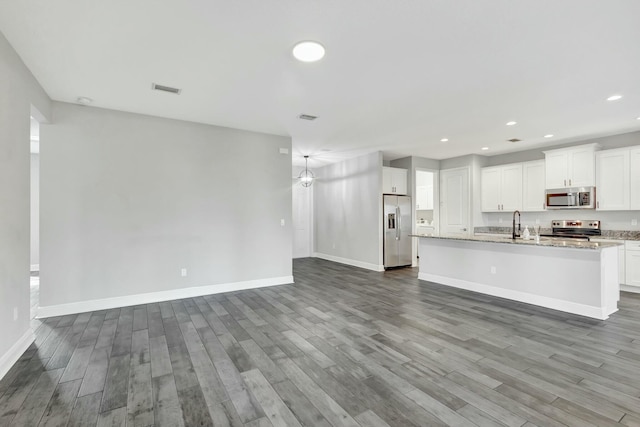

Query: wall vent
[[298, 114, 318, 120], [152, 83, 182, 94], [507, 138, 521, 143]]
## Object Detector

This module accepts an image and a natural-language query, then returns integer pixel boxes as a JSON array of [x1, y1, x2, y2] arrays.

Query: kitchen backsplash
[[416, 209, 434, 223], [480, 210, 640, 233]]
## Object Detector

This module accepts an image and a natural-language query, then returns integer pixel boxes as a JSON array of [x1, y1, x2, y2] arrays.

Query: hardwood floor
[[2, 257, 640, 426]]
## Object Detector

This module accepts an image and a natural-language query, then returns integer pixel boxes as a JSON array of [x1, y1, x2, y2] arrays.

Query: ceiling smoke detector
[[298, 114, 318, 121], [507, 138, 522, 143], [151, 83, 182, 94]]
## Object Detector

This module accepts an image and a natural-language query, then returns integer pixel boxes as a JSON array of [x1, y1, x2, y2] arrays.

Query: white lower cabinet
[[626, 241, 640, 288]]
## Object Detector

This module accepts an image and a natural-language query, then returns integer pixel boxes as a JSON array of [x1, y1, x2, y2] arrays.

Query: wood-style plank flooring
[[2, 258, 640, 426]]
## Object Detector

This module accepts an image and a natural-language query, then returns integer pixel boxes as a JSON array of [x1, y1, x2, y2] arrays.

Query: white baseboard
[[621, 284, 640, 294], [0, 329, 35, 381], [37, 275, 294, 318], [313, 252, 384, 272], [419, 272, 611, 320], [30, 264, 39, 272]]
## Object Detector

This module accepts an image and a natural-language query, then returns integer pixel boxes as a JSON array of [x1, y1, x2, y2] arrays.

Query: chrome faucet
[[512, 210, 521, 240]]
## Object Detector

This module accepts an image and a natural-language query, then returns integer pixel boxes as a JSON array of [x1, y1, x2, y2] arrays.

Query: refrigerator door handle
[[396, 206, 401, 240]]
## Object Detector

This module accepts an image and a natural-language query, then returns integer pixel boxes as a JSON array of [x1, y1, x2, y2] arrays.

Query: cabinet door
[[392, 168, 408, 195], [500, 164, 523, 211], [631, 148, 640, 210], [481, 168, 501, 212], [619, 246, 626, 285], [416, 185, 427, 209], [382, 167, 394, 193], [626, 248, 640, 287], [596, 150, 629, 210], [569, 147, 596, 187], [424, 184, 434, 210], [522, 161, 546, 211], [545, 151, 568, 189]]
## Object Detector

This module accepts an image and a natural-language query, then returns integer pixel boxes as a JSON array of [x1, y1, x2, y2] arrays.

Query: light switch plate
[[279, 148, 289, 154], [280, 219, 285, 226]]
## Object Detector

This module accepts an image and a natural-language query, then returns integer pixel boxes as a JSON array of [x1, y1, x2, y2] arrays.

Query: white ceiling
[[2, 1, 640, 168]]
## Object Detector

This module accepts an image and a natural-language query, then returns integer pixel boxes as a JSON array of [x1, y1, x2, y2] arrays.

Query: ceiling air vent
[[507, 138, 521, 143], [151, 83, 182, 94], [298, 114, 318, 121]]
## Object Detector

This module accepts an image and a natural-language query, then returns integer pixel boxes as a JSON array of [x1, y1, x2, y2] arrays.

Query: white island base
[[416, 236, 619, 320]]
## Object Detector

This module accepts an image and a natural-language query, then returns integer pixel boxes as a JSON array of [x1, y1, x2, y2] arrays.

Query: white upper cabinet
[[596, 149, 630, 210], [481, 164, 522, 212], [522, 160, 546, 212], [416, 185, 433, 210], [543, 143, 599, 189], [383, 167, 407, 195], [631, 148, 640, 210]]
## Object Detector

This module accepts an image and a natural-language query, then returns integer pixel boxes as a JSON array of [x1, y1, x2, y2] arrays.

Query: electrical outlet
[[332, 242, 336, 249], [535, 218, 540, 225], [280, 219, 285, 226], [632, 219, 638, 226], [13, 307, 18, 321], [490, 266, 496, 274], [181, 268, 187, 277]]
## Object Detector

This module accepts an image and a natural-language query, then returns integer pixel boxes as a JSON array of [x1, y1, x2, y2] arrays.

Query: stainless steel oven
[[545, 187, 596, 209]]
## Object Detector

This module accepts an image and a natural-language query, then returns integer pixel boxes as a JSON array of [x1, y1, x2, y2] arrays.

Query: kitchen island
[[413, 234, 621, 320]]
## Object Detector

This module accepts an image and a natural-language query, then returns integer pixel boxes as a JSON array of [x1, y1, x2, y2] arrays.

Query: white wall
[[30, 153, 39, 269], [0, 30, 51, 379], [314, 151, 383, 270], [39, 102, 292, 313]]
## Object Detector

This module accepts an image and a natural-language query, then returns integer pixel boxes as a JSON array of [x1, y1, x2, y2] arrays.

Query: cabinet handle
[[564, 179, 566, 186], [597, 201, 599, 209], [569, 179, 572, 186]]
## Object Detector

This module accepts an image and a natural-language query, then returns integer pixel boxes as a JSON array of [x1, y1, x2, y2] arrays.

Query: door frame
[[413, 168, 439, 266]]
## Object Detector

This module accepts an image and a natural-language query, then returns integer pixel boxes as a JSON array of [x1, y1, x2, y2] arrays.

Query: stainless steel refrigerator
[[383, 195, 412, 268]]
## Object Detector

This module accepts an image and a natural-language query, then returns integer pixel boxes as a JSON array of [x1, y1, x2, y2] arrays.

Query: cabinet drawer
[[626, 241, 640, 251]]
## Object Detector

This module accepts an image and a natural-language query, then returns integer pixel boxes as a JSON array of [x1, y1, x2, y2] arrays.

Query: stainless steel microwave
[[545, 187, 596, 209]]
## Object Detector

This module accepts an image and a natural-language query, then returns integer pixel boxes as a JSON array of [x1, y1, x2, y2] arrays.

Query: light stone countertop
[[411, 233, 623, 250]]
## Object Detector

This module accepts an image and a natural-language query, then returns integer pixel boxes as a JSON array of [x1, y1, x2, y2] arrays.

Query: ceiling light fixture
[[506, 121, 517, 126], [440, 138, 449, 142], [299, 155, 315, 187], [607, 95, 622, 101], [292, 41, 325, 62], [481, 147, 489, 151], [544, 134, 554, 138], [76, 96, 93, 106]]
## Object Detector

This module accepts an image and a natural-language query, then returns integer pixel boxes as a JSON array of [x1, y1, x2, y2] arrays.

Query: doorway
[[30, 117, 39, 319], [414, 169, 438, 265]]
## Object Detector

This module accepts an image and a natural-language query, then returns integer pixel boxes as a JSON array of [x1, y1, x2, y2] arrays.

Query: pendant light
[[298, 155, 314, 187]]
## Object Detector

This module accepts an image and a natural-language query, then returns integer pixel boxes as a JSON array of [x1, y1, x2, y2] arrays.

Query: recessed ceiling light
[[76, 96, 93, 105], [440, 138, 449, 142], [292, 41, 325, 62], [506, 121, 517, 126], [544, 134, 554, 138], [636, 116, 640, 120], [481, 147, 489, 151], [607, 94, 622, 101]]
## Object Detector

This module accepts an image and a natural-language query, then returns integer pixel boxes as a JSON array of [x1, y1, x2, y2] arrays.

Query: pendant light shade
[[299, 155, 314, 187]]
